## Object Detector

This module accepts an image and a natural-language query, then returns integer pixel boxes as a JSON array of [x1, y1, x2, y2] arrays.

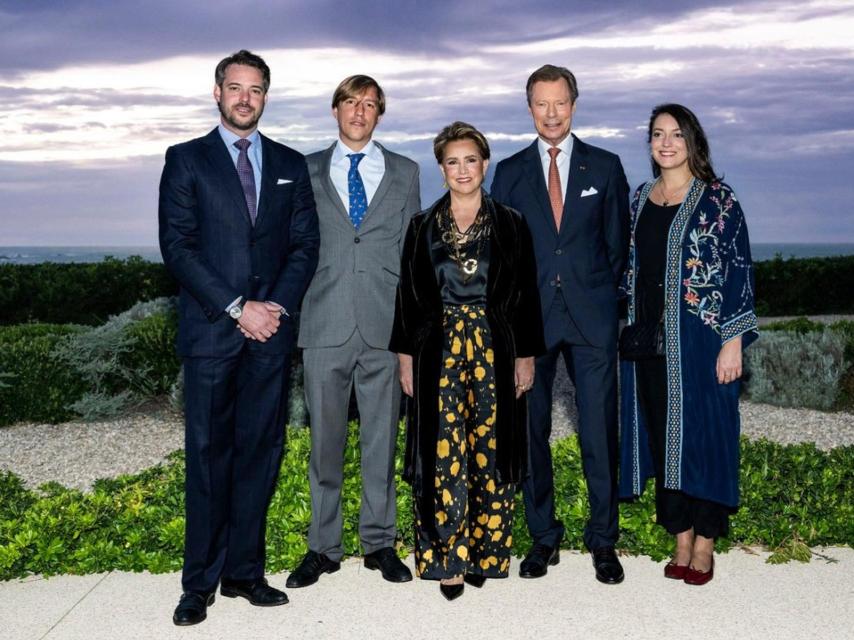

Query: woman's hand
[[514, 356, 535, 399], [716, 336, 742, 384], [399, 353, 414, 397]]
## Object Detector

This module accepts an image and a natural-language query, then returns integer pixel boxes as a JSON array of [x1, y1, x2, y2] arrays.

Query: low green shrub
[[756, 319, 854, 410], [0, 257, 177, 326], [0, 324, 88, 425], [0, 301, 180, 426], [744, 330, 846, 410], [1, 429, 850, 579]]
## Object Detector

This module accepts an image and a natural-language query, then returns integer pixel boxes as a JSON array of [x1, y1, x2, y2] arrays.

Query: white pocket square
[[581, 187, 598, 197], [276, 178, 293, 185]]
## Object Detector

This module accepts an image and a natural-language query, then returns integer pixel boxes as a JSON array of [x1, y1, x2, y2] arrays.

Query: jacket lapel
[[202, 128, 252, 225], [362, 142, 393, 227], [319, 144, 351, 224], [255, 133, 277, 228], [562, 134, 588, 237], [521, 140, 557, 235]]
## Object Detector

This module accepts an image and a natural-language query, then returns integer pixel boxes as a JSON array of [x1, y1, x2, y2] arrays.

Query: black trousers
[[525, 294, 619, 550], [636, 356, 730, 539], [181, 347, 291, 593]]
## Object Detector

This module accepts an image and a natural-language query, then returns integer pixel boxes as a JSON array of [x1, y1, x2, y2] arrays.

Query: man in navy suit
[[491, 64, 629, 584], [159, 50, 319, 625]]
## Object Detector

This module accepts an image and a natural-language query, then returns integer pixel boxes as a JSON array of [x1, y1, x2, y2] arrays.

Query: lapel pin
[[579, 164, 587, 171]]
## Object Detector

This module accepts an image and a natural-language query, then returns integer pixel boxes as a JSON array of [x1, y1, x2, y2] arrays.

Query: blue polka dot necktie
[[347, 153, 367, 229], [234, 138, 257, 225]]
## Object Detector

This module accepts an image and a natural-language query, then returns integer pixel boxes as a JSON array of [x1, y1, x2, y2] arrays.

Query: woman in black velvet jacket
[[389, 122, 545, 600]]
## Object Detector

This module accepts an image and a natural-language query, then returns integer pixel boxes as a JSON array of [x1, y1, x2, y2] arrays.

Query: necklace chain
[[439, 204, 490, 282], [657, 175, 692, 206]]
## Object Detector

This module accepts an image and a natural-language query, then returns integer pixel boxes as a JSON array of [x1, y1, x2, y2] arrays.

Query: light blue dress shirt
[[330, 139, 385, 213], [218, 124, 263, 208]]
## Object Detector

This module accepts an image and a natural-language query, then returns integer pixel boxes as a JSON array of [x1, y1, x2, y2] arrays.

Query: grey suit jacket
[[298, 141, 421, 349]]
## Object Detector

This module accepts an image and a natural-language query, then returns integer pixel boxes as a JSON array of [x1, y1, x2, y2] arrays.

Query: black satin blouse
[[430, 215, 490, 306]]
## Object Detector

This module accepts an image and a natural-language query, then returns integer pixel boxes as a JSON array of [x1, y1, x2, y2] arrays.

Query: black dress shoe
[[220, 577, 288, 606], [519, 543, 560, 578], [285, 550, 341, 588], [172, 591, 214, 626], [364, 547, 413, 583], [592, 546, 625, 584], [440, 582, 464, 601], [463, 573, 486, 588]]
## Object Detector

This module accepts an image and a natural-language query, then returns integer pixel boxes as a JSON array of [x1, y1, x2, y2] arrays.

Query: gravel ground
[[1, 371, 852, 491]]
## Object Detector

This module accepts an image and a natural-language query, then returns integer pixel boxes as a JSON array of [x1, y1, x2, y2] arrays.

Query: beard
[[218, 100, 264, 132]]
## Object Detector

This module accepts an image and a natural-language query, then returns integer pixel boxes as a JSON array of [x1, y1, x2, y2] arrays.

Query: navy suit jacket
[[491, 135, 630, 348], [159, 128, 320, 358]]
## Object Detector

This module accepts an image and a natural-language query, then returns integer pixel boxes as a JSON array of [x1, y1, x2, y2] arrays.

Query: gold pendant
[[462, 258, 478, 275]]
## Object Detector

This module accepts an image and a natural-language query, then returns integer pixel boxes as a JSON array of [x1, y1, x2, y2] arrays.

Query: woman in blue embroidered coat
[[619, 104, 758, 585]]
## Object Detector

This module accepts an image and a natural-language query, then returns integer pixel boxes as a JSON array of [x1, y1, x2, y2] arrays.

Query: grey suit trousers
[[303, 328, 401, 560]]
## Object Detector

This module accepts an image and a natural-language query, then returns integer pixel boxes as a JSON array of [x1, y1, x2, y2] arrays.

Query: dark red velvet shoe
[[664, 561, 689, 580], [683, 556, 714, 586]]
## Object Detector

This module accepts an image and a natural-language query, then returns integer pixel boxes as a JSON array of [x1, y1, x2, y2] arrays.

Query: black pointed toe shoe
[[440, 582, 464, 601]]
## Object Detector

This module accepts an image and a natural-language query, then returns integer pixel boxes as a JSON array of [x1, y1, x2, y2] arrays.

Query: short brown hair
[[332, 75, 386, 115], [526, 64, 578, 105], [215, 50, 270, 92], [433, 121, 491, 163]]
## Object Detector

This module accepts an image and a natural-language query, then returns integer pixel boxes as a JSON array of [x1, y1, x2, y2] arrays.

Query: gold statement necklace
[[439, 204, 490, 282]]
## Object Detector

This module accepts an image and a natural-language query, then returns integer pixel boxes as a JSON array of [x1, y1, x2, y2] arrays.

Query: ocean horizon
[[1, 243, 853, 265]]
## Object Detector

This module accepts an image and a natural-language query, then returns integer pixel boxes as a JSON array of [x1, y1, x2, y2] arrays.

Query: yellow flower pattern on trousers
[[414, 305, 515, 579]]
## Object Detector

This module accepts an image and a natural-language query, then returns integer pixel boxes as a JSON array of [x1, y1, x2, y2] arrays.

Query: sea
[[2, 244, 854, 265]]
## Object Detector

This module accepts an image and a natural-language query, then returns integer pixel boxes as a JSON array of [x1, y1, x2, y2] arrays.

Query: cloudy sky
[[1, 0, 853, 245]]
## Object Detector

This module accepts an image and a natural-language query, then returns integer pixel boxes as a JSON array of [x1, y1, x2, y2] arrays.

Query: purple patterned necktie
[[234, 139, 257, 224]]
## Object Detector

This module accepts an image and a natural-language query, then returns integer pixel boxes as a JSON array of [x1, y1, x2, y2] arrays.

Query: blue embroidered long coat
[[619, 179, 758, 508]]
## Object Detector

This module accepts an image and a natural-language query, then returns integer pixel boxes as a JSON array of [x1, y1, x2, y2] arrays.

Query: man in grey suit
[[287, 75, 421, 588]]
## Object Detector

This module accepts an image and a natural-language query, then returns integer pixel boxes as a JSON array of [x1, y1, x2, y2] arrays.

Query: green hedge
[[0, 427, 851, 579], [1, 254, 851, 326], [754, 255, 854, 316], [0, 257, 177, 326], [0, 324, 88, 425]]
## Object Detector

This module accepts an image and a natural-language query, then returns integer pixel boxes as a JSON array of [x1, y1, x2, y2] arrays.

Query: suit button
[[354, 237, 361, 244], [555, 249, 562, 255], [250, 275, 260, 282], [549, 280, 556, 287]]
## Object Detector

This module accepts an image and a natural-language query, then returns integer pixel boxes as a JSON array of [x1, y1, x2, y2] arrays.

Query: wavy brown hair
[[648, 103, 718, 183]]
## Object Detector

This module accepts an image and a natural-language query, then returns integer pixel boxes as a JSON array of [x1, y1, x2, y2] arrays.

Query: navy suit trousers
[[181, 347, 291, 593], [525, 293, 619, 550]]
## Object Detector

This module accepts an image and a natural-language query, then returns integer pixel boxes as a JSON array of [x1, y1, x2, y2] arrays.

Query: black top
[[635, 199, 680, 322], [430, 215, 490, 306]]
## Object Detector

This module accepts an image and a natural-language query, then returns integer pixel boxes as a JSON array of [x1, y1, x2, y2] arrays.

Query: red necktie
[[548, 147, 563, 232]]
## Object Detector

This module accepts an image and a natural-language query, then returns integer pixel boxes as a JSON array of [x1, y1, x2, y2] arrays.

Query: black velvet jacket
[[389, 192, 546, 531]]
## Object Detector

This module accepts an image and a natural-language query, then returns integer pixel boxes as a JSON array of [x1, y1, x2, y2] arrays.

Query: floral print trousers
[[414, 304, 515, 579]]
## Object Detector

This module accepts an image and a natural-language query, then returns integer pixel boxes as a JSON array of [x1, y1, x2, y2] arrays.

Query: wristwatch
[[229, 302, 244, 320]]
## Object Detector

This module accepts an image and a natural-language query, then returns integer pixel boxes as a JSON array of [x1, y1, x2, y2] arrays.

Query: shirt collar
[[218, 124, 261, 150], [333, 139, 379, 164], [537, 134, 573, 160]]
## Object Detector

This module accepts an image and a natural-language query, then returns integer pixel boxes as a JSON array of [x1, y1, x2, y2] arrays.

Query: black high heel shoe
[[439, 581, 464, 601], [463, 574, 486, 588]]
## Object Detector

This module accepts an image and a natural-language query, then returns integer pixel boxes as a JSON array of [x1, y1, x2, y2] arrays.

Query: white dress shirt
[[330, 139, 385, 212], [537, 135, 574, 204]]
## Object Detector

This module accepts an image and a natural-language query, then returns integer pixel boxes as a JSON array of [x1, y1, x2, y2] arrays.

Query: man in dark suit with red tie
[[159, 50, 319, 625], [491, 64, 630, 584]]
